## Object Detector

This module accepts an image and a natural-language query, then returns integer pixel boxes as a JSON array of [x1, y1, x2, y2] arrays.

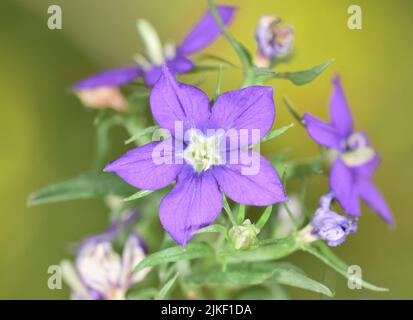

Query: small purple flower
[[104, 67, 287, 246], [72, 5, 235, 97], [61, 213, 149, 300], [310, 192, 357, 246], [303, 76, 393, 224], [254, 16, 294, 67]]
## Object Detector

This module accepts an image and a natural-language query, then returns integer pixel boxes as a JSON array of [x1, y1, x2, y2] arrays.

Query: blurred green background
[[1, 0, 412, 299]]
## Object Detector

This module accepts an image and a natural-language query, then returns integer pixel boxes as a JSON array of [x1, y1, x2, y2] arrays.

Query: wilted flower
[[61, 213, 149, 300], [254, 16, 294, 68], [104, 67, 287, 246], [303, 76, 393, 224], [72, 6, 235, 109], [310, 192, 357, 246], [229, 219, 259, 250]]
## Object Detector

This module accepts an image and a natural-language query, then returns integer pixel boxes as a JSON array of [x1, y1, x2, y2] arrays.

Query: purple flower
[[72, 5, 235, 96], [310, 192, 357, 246], [104, 67, 287, 246], [303, 76, 393, 224], [254, 16, 294, 67], [61, 212, 150, 300]]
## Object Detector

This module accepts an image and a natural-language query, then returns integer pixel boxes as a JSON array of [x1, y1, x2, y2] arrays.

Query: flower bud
[[254, 16, 294, 68], [228, 219, 259, 250], [75, 86, 127, 111]]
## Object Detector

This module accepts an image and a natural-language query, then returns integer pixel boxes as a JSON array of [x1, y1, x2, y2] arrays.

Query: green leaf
[[302, 243, 389, 292], [212, 64, 223, 102], [134, 242, 214, 273], [186, 262, 333, 297], [261, 123, 294, 143], [282, 96, 303, 125], [223, 196, 237, 226], [256, 206, 273, 230], [255, 59, 334, 85], [219, 236, 298, 263], [272, 266, 333, 297], [195, 224, 228, 238], [28, 172, 136, 206], [125, 125, 159, 145], [237, 205, 246, 224], [123, 189, 154, 202], [155, 273, 179, 300]]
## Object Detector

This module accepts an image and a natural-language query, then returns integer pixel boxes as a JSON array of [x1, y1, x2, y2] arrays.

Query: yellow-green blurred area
[[0, 0, 412, 299]]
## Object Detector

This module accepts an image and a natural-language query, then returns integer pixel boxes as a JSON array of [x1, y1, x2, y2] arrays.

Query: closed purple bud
[[254, 16, 294, 67]]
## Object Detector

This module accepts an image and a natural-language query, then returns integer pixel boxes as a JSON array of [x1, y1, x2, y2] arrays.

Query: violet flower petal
[[177, 5, 236, 56], [73, 65, 142, 90], [150, 66, 211, 134], [143, 56, 193, 86], [209, 86, 275, 148], [330, 159, 360, 216], [159, 166, 223, 246], [167, 55, 194, 74], [357, 178, 394, 224], [104, 140, 182, 190], [329, 76, 354, 138], [212, 150, 287, 206], [303, 113, 342, 150], [352, 154, 380, 178]]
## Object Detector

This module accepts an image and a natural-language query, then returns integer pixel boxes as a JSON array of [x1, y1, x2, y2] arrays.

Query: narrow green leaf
[[219, 236, 298, 263], [255, 59, 334, 85], [237, 205, 246, 224], [155, 273, 179, 300], [272, 267, 333, 297], [125, 125, 159, 145], [261, 123, 294, 143], [186, 262, 333, 297], [302, 243, 389, 292], [134, 242, 214, 273], [28, 172, 136, 206], [256, 206, 273, 230], [195, 224, 228, 238], [282, 96, 303, 125], [123, 189, 154, 202], [212, 64, 223, 102], [223, 196, 237, 226]]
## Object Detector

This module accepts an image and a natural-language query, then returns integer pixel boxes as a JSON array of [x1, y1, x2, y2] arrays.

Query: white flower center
[[183, 131, 223, 173], [341, 132, 375, 167]]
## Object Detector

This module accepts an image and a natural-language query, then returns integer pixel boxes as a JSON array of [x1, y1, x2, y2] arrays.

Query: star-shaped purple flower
[[303, 76, 393, 224], [72, 5, 235, 91], [104, 67, 287, 246]]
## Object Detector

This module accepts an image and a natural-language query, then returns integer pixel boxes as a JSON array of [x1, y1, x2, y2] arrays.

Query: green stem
[[207, 0, 255, 87]]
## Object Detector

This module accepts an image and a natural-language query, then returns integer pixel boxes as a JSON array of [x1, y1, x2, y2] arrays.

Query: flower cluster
[[30, 1, 394, 300]]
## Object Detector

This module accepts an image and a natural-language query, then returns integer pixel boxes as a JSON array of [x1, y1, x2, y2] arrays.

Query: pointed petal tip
[[332, 74, 342, 86]]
